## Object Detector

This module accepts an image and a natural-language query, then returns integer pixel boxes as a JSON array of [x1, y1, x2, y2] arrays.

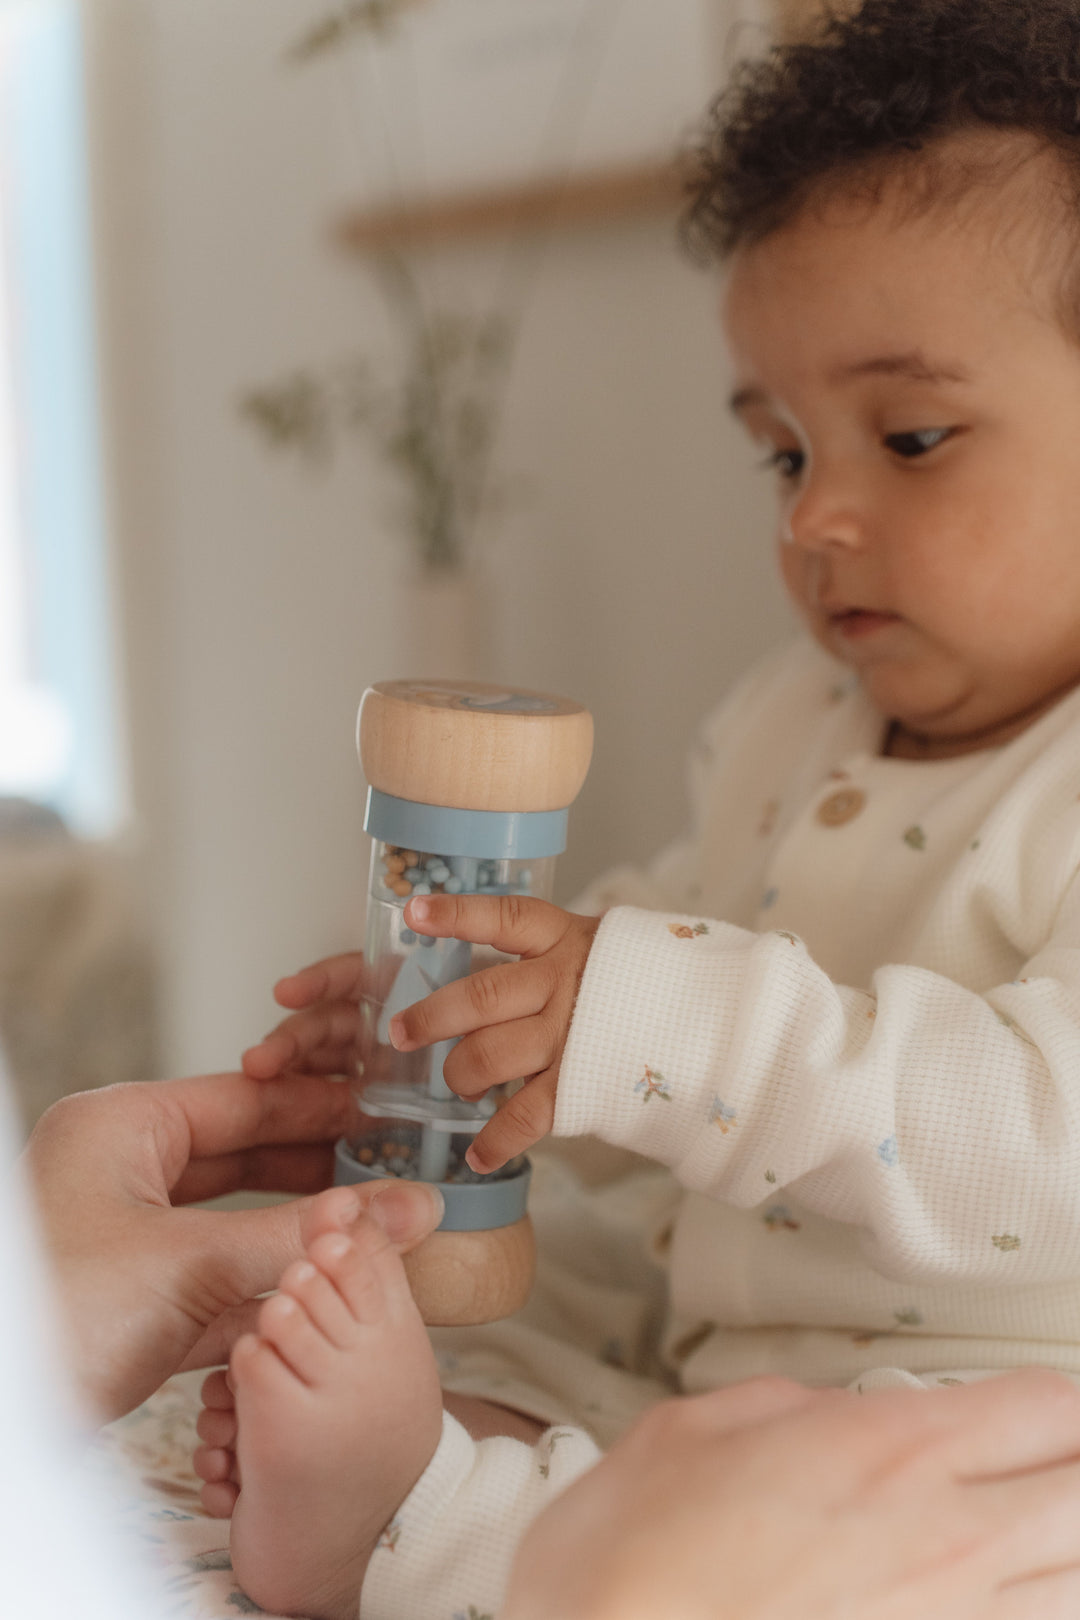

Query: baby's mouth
[[827, 607, 902, 639]]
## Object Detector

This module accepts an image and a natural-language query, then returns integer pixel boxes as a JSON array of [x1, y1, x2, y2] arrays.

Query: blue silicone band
[[363, 788, 568, 860], [333, 1138, 531, 1231]]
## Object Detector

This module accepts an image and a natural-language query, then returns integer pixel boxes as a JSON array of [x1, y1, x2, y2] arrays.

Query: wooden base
[[403, 1214, 536, 1326]]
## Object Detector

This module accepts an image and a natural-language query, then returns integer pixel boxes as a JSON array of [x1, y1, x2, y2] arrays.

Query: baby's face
[[723, 145, 1080, 750]]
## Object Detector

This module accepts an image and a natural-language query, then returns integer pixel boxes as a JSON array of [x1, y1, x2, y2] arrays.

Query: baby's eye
[[884, 428, 952, 459], [760, 447, 805, 480]]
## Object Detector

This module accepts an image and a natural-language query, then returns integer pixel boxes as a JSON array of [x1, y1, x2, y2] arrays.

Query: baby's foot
[[194, 1217, 443, 1620]]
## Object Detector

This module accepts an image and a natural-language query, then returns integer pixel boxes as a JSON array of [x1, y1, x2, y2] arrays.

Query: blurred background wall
[[4, 0, 806, 1104]]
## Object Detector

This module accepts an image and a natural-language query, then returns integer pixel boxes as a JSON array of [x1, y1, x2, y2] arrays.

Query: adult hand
[[22, 1073, 444, 1423], [240, 952, 368, 1082], [503, 1371, 1080, 1620]]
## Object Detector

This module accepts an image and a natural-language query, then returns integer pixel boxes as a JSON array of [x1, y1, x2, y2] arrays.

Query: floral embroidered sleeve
[[554, 883, 1080, 1289]]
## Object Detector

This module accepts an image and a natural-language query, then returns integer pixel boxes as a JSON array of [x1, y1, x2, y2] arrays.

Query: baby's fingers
[[443, 1014, 559, 1100], [390, 958, 552, 1052], [466, 1073, 557, 1174], [242, 1000, 361, 1080], [404, 892, 571, 958]]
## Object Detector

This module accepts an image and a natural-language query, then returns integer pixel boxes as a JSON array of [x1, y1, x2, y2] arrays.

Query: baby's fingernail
[[367, 1181, 445, 1241], [388, 1015, 411, 1050], [409, 897, 431, 924]]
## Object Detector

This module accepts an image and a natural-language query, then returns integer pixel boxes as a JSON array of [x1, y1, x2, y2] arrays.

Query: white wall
[[87, 0, 793, 1078]]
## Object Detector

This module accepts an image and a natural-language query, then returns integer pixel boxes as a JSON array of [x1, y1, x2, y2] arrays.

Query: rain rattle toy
[[335, 678, 594, 1325]]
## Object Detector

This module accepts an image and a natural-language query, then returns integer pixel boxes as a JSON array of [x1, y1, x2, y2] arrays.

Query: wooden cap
[[358, 679, 594, 813]]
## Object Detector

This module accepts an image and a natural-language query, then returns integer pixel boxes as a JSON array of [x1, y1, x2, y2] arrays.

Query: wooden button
[[817, 786, 867, 827]]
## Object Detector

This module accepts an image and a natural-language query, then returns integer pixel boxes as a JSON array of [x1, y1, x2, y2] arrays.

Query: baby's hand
[[242, 952, 368, 1082], [389, 895, 601, 1173]]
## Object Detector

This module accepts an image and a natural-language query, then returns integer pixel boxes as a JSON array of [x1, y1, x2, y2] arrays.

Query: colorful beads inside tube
[[375, 846, 535, 907]]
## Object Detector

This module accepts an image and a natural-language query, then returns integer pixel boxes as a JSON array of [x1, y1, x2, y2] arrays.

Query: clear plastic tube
[[347, 840, 555, 1183]]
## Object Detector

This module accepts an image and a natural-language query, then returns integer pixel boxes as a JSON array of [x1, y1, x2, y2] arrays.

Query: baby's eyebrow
[[729, 350, 973, 417], [827, 350, 974, 388], [729, 385, 772, 416]]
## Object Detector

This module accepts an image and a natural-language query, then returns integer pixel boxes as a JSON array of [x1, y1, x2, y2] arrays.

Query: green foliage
[[240, 372, 330, 457], [288, 0, 421, 63], [240, 284, 513, 572], [250, 0, 610, 571]]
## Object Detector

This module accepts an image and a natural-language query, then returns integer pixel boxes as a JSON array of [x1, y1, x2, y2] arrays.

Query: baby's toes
[[194, 1441, 235, 1485], [196, 1404, 238, 1450], [278, 1255, 356, 1350], [200, 1479, 239, 1519], [308, 1219, 412, 1331], [200, 1367, 235, 1412], [252, 1290, 337, 1386]]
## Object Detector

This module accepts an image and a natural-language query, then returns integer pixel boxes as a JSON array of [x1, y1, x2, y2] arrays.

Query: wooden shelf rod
[[334, 159, 686, 252]]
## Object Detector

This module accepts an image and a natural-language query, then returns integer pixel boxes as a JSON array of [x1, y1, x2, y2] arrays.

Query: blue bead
[[399, 929, 417, 946]]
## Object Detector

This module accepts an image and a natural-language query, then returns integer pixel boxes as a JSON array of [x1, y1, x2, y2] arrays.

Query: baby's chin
[[853, 666, 973, 737]]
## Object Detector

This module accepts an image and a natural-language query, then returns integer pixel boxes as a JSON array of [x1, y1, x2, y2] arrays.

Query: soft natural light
[[0, 80, 70, 802], [0, 0, 122, 833]]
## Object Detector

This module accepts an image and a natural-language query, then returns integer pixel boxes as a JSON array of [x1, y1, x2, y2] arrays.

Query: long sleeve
[[555, 886, 1080, 1289], [361, 1413, 600, 1620]]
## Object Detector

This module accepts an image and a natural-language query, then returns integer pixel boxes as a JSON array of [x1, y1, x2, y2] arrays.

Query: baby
[[194, 1, 1080, 1614]]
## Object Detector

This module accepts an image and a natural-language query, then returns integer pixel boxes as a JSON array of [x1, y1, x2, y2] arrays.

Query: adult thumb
[[200, 1181, 444, 1315]]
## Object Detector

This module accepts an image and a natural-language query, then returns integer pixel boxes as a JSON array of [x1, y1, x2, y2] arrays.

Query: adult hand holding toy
[[22, 1071, 445, 1422]]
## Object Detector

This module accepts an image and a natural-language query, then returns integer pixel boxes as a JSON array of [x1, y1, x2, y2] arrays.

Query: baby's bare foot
[[194, 1217, 443, 1620]]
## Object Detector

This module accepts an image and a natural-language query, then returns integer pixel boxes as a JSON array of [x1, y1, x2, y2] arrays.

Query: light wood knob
[[403, 1216, 536, 1326], [359, 679, 594, 813]]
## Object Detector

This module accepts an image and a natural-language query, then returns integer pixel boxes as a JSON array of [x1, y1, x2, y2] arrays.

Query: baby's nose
[[785, 478, 866, 550]]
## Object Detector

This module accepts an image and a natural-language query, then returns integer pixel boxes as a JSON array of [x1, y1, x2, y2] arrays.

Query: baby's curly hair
[[684, 0, 1080, 263]]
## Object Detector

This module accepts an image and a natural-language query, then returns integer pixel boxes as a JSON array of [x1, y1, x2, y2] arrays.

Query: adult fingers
[[180, 1300, 263, 1374], [996, 1563, 1080, 1619], [21, 1079, 348, 1206], [403, 892, 573, 959], [272, 951, 369, 1010], [938, 1371, 1080, 1481], [170, 1142, 338, 1204], [665, 1378, 826, 1439], [466, 1072, 558, 1172], [706, 1373, 1080, 1508], [980, 1463, 1080, 1597], [160, 1071, 358, 1188], [241, 1001, 362, 1080]]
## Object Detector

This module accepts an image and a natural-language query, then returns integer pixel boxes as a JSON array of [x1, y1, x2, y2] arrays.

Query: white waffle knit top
[[558, 638, 1080, 1390]]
